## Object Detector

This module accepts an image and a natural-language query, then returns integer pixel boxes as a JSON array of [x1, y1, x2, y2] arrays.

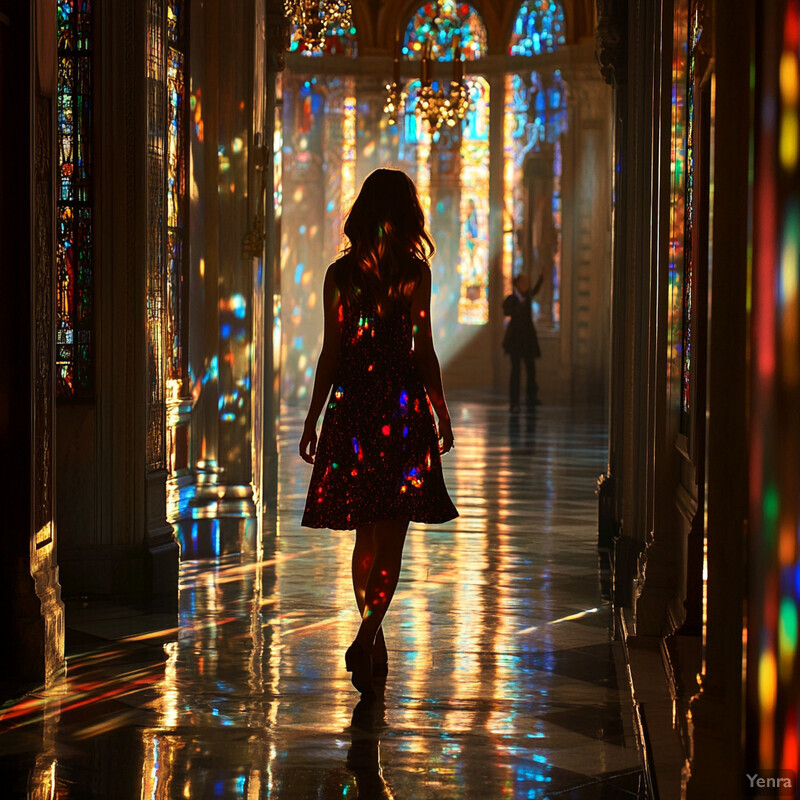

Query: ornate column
[[142, 0, 181, 607], [684, 0, 749, 794], [252, 0, 289, 508], [430, 123, 462, 330], [488, 73, 505, 389], [186, 0, 259, 534], [522, 149, 555, 328], [594, 0, 628, 553], [0, 0, 65, 685]]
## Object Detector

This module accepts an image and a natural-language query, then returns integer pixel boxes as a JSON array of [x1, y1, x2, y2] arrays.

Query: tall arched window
[[167, 0, 188, 391], [56, 0, 94, 398], [504, 1, 567, 330], [458, 77, 490, 325], [401, 2, 490, 328], [403, 1, 487, 61]]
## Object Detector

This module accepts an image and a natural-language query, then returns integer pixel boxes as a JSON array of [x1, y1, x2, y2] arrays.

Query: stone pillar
[[488, 73, 505, 389], [186, 0, 258, 529], [141, 0, 181, 609], [595, 0, 628, 562], [562, 66, 613, 401], [684, 0, 750, 795], [523, 150, 555, 326], [0, 0, 65, 686], [430, 123, 462, 331], [253, 0, 289, 509]]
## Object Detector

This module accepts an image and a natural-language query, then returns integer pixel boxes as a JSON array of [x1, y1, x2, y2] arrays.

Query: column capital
[[594, 0, 627, 85], [266, 0, 290, 73]]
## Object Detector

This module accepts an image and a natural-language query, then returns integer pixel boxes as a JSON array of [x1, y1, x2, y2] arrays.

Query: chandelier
[[385, 35, 470, 132], [284, 0, 352, 52]]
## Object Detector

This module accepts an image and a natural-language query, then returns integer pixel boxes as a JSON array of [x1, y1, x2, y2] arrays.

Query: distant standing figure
[[502, 272, 544, 411], [299, 168, 458, 698]]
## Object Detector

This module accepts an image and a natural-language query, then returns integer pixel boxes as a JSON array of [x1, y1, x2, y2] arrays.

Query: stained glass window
[[509, 0, 566, 56], [503, 69, 568, 327], [56, 0, 93, 398], [681, 9, 701, 421], [289, 23, 357, 57], [146, 0, 166, 470], [667, 1, 689, 422], [167, 0, 187, 388], [403, 2, 486, 61], [458, 77, 490, 325]]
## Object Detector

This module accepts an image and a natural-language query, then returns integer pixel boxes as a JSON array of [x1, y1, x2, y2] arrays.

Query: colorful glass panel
[[146, 0, 166, 470], [458, 77, 490, 325], [289, 23, 357, 57], [509, 0, 566, 56], [667, 1, 689, 417], [167, 0, 187, 387], [403, 2, 486, 61], [502, 69, 567, 328], [56, 0, 93, 398], [681, 9, 701, 421]]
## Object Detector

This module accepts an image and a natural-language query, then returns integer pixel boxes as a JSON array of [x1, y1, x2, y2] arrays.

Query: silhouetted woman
[[299, 168, 458, 697]]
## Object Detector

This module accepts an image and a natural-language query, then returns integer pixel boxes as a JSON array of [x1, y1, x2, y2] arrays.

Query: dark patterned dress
[[302, 288, 458, 531]]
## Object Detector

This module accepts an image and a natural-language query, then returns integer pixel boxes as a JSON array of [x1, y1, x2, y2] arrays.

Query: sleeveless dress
[[301, 282, 458, 531]]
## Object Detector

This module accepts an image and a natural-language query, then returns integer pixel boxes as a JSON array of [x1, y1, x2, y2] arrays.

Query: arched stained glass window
[[289, 23, 357, 57], [57, 0, 93, 398], [403, 1, 486, 61], [458, 77, 490, 325], [509, 0, 566, 56], [503, 68, 568, 328], [167, 0, 187, 388]]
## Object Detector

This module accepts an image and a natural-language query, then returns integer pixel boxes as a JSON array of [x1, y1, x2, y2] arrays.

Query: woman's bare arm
[[410, 267, 454, 454], [299, 266, 341, 463]]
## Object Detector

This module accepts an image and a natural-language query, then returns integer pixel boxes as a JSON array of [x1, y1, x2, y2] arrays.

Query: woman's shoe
[[345, 641, 375, 696]]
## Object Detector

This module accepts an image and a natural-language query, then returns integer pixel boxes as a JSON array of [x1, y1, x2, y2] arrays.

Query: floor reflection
[[0, 394, 644, 799], [347, 694, 393, 799]]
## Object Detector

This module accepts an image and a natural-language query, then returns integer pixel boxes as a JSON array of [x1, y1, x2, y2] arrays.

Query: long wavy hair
[[334, 168, 435, 310]]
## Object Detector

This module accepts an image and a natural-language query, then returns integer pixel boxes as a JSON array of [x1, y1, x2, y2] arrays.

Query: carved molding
[[266, 0, 290, 73], [595, 0, 627, 85]]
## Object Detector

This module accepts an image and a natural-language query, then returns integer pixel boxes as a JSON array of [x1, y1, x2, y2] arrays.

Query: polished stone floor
[[0, 394, 644, 799]]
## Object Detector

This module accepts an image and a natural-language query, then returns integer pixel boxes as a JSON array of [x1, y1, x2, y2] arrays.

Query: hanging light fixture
[[384, 32, 406, 126], [417, 36, 469, 131], [385, 30, 470, 131], [284, 0, 352, 52]]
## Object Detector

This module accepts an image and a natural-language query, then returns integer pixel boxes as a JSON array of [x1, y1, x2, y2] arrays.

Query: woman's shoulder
[[329, 253, 353, 272], [327, 254, 354, 284]]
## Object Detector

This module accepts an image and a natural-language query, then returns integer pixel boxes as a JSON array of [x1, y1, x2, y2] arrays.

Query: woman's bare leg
[[352, 524, 375, 613], [352, 524, 387, 669], [354, 518, 409, 652]]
